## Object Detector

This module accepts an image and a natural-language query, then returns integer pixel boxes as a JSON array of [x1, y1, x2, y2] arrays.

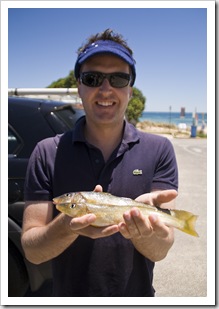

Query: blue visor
[[74, 40, 136, 86]]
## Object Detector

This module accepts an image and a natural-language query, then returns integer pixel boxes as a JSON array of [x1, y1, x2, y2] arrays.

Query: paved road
[[153, 137, 207, 297]]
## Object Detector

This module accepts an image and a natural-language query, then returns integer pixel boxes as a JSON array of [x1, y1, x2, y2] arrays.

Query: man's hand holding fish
[[118, 189, 178, 261], [65, 184, 119, 239], [67, 212, 120, 239]]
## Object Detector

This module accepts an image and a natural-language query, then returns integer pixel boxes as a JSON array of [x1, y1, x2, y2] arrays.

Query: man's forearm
[[21, 213, 78, 264]]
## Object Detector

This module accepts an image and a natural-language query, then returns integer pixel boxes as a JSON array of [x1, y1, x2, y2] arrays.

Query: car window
[[55, 108, 77, 127], [46, 107, 84, 132], [55, 107, 84, 127], [8, 127, 22, 154]]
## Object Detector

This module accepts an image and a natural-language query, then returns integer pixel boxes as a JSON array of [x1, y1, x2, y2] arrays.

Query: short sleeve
[[151, 138, 178, 191], [24, 139, 56, 201]]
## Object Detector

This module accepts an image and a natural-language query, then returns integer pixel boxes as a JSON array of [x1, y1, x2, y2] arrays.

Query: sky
[[7, 3, 210, 112]]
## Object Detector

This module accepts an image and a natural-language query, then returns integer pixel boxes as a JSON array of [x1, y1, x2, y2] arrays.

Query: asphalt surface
[[153, 137, 207, 297]]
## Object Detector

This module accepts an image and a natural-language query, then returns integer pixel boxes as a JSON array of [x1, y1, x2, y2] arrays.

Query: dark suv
[[8, 96, 84, 296]]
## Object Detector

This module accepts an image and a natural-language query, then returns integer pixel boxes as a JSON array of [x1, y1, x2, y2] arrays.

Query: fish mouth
[[52, 197, 59, 204]]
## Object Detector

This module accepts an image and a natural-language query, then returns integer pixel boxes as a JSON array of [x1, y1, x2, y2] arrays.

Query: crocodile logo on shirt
[[132, 169, 143, 175]]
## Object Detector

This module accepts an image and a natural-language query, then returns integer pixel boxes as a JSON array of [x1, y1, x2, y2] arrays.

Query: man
[[22, 29, 178, 297]]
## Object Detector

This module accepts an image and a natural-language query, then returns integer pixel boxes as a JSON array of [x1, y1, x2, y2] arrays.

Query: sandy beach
[[136, 120, 207, 138]]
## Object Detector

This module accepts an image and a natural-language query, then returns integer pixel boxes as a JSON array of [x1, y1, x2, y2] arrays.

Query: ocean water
[[139, 111, 207, 127]]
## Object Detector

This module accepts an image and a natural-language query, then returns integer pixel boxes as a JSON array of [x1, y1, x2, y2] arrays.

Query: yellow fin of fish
[[171, 209, 199, 237]]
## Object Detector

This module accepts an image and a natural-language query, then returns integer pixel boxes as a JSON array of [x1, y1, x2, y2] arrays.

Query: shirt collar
[[72, 116, 140, 145], [72, 116, 87, 143]]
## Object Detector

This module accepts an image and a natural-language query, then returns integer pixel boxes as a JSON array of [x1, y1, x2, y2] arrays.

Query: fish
[[53, 191, 199, 237]]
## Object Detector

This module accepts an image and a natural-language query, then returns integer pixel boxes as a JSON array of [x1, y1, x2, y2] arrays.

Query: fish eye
[[65, 193, 71, 197], [70, 204, 76, 209]]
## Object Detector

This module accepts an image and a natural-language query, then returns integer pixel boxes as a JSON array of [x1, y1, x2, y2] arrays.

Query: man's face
[[77, 54, 133, 127]]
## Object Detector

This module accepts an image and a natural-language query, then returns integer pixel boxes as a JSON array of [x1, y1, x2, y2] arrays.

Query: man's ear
[[129, 87, 133, 99], [77, 80, 81, 97]]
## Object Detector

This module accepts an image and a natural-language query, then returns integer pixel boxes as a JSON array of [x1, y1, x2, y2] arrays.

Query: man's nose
[[99, 77, 112, 92]]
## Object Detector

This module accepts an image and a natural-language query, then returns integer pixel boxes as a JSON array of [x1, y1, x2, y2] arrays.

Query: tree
[[47, 70, 77, 88], [126, 87, 146, 125], [47, 72, 146, 124]]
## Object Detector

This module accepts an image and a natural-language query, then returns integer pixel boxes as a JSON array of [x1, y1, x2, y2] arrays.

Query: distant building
[[180, 107, 185, 118]]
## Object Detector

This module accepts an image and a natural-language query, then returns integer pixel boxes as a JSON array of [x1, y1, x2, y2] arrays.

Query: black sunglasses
[[79, 71, 132, 88]]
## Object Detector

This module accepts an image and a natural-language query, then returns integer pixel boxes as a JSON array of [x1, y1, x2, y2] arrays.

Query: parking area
[[153, 137, 208, 297]]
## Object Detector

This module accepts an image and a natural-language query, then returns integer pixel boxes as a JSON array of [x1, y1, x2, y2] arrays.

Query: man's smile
[[96, 101, 115, 107]]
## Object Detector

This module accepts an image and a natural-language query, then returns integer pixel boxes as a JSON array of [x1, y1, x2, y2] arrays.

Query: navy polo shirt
[[24, 117, 178, 297]]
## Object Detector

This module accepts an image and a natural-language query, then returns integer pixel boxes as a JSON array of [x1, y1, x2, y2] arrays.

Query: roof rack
[[8, 88, 81, 104]]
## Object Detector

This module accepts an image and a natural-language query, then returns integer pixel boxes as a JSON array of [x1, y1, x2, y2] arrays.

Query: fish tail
[[171, 210, 199, 237]]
